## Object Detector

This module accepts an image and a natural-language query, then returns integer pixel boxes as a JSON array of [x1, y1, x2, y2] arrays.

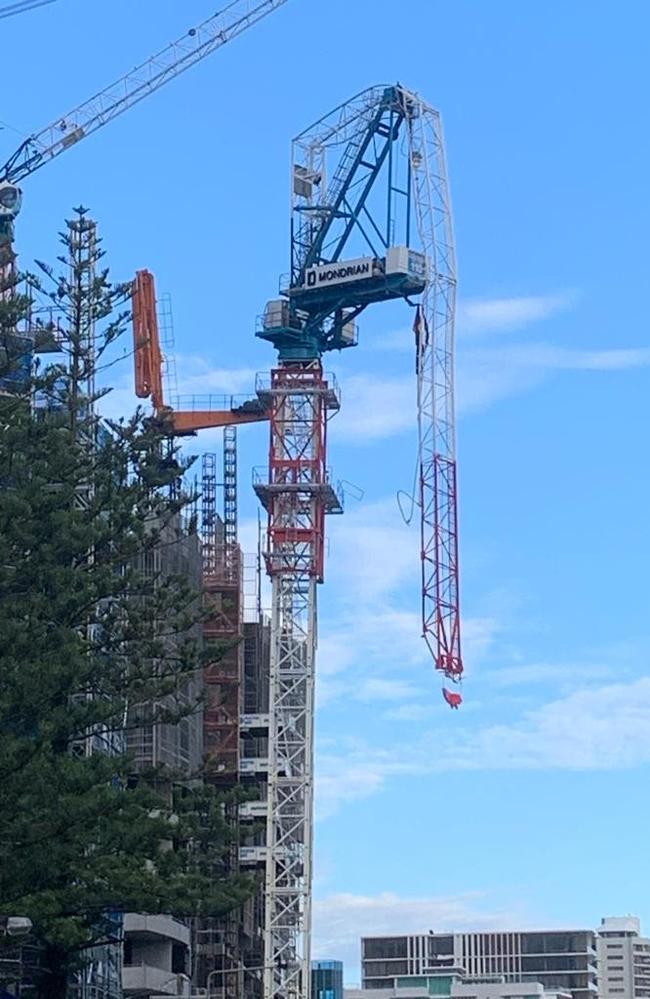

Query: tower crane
[[254, 84, 462, 999], [0, 0, 291, 294]]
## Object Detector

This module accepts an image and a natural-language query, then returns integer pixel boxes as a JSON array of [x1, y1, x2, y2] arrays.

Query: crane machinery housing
[[252, 83, 462, 999]]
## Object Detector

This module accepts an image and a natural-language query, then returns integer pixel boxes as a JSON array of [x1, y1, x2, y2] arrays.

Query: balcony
[[122, 964, 190, 997], [240, 713, 270, 732], [239, 800, 268, 820], [239, 846, 267, 866], [124, 914, 190, 947], [239, 757, 269, 776]]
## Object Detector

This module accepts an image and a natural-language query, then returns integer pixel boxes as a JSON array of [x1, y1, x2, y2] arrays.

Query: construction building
[[597, 918, 650, 999], [123, 514, 203, 999], [361, 932, 597, 999], [192, 447, 271, 999]]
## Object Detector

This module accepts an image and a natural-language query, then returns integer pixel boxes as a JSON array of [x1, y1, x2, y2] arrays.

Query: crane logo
[[304, 256, 377, 289]]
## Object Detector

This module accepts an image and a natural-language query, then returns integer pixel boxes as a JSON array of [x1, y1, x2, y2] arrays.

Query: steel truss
[[402, 89, 462, 679], [254, 364, 340, 999]]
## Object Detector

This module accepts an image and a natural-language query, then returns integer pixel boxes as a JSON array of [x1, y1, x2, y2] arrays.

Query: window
[[363, 938, 408, 960], [171, 943, 187, 975], [430, 936, 454, 956], [364, 961, 408, 977], [522, 933, 592, 956]]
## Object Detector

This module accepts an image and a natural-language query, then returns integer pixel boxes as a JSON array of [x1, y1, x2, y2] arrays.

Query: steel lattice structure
[[404, 92, 462, 678], [257, 84, 461, 999], [253, 366, 340, 999]]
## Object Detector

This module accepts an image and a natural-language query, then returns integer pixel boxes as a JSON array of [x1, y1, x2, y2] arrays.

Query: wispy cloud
[[457, 341, 650, 415], [313, 891, 535, 981], [332, 328, 650, 445], [329, 373, 415, 442], [316, 675, 650, 817], [355, 678, 423, 702], [459, 292, 575, 335], [375, 290, 575, 353], [170, 355, 258, 399], [488, 660, 617, 689]]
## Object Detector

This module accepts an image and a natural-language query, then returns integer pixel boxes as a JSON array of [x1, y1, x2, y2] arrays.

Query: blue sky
[[4, 0, 650, 983]]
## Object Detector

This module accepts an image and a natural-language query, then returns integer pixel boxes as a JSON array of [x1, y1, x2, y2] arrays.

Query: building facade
[[313, 960, 344, 999], [347, 974, 571, 999], [361, 932, 597, 999], [597, 918, 650, 999]]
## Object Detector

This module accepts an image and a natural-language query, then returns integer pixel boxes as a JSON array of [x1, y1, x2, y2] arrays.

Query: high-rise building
[[597, 918, 650, 999], [313, 960, 344, 999], [361, 931, 598, 999]]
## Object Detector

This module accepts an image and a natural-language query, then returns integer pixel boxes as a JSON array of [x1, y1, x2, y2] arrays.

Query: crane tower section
[[256, 84, 461, 999]]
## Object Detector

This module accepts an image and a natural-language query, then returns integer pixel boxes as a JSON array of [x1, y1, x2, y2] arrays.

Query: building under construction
[[192, 444, 273, 999]]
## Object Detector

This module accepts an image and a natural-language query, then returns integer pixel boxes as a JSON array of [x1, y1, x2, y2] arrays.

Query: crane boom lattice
[[0, 0, 289, 185], [404, 92, 462, 679]]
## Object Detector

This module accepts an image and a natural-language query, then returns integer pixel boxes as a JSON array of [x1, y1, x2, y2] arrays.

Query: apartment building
[[597, 918, 650, 999], [361, 931, 597, 999]]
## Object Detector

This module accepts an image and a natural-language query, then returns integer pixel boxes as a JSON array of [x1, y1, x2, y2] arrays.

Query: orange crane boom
[[132, 269, 268, 434]]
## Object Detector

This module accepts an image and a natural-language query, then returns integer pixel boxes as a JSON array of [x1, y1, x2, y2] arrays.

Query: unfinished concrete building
[[193, 446, 270, 999], [124, 514, 203, 999]]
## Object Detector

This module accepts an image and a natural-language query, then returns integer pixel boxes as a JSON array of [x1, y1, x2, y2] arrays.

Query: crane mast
[[256, 84, 462, 999]]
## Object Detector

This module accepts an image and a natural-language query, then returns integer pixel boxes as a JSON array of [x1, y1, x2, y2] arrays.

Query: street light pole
[[207, 963, 269, 999]]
